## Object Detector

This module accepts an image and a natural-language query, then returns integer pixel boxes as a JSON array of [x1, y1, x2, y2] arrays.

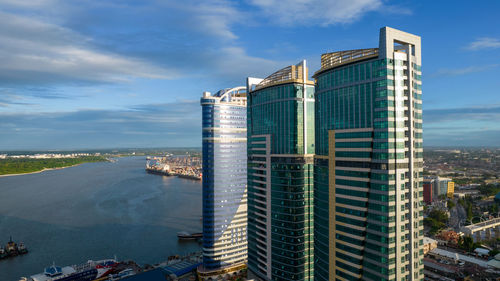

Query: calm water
[[0, 157, 202, 281]]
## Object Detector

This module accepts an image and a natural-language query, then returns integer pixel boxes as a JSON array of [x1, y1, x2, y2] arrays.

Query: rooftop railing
[[254, 62, 313, 91], [317, 48, 379, 74]]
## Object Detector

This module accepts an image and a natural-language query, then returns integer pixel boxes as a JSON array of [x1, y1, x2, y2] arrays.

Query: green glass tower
[[246, 60, 315, 281], [313, 27, 424, 281]]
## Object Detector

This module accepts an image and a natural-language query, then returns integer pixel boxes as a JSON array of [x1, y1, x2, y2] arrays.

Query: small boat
[[0, 247, 7, 259], [177, 232, 203, 240], [18, 242, 28, 254]]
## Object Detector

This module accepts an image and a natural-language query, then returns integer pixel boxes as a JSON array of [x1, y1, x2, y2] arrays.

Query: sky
[[0, 0, 499, 150]]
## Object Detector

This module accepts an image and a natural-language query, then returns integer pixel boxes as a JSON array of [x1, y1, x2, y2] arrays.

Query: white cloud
[[248, 0, 383, 26], [0, 11, 178, 85], [431, 64, 500, 77], [211, 47, 286, 80], [191, 0, 240, 40], [465, 37, 500, 50]]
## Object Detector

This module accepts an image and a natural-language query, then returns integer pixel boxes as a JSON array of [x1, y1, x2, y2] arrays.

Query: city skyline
[[1, 0, 500, 149]]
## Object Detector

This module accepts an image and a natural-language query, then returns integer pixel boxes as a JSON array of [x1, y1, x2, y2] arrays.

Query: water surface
[[0, 157, 201, 281]]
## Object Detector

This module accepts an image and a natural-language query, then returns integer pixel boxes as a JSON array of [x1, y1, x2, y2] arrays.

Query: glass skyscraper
[[246, 61, 315, 281], [313, 27, 424, 281], [199, 87, 248, 279]]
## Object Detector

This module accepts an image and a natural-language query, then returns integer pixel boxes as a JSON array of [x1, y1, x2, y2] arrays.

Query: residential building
[[199, 87, 248, 279], [422, 237, 437, 255], [246, 60, 315, 281], [446, 181, 454, 198], [313, 27, 424, 281], [427, 176, 454, 199]]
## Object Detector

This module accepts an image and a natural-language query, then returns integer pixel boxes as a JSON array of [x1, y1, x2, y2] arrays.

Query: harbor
[[0, 157, 202, 281], [18, 252, 203, 281], [145, 154, 202, 181]]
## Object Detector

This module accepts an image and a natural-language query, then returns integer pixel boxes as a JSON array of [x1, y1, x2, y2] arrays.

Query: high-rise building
[[199, 87, 248, 280], [246, 60, 315, 281], [428, 176, 454, 199], [423, 178, 435, 204], [313, 27, 424, 281]]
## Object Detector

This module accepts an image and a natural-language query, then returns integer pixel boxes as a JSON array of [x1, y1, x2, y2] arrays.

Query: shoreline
[[0, 164, 83, 178]]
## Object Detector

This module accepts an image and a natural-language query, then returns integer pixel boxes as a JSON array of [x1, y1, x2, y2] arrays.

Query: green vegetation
[[424, 209, 448, 235], [458, 236, 481, 252], [488, 204, 499, 214], [0, 156, 108, 175], [489, 249, 500, 257], [478, 183, 500, 197], [453, 178, 473, 186], [447, 200, 455, 209]]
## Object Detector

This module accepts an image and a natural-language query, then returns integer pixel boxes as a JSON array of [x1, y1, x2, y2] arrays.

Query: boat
[[0, 247, 7, 259], [20, 258, 117, 281], [145, 160, 171, 176], [177, 232, 203, 240], [18, 242, 28, 254], [1, 236, 28, 260]]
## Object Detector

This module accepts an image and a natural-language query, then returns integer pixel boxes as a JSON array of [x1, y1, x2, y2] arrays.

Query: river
[[0, 156, 202, 281]]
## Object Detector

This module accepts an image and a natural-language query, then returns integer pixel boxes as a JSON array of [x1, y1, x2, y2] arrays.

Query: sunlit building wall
[[313, 27, 424, 281], [199, 88, 248, 278]]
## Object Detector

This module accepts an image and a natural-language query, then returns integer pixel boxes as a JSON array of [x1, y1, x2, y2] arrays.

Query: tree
[[428, 209, 448, 223], [447, 200, 455, 209], [488, 204, 499, 214], [458, 236, 474, 252], [424, 209, 449, 235]]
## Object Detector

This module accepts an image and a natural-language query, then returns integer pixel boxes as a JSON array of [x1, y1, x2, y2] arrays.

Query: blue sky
[[0, 0, 499, 150]]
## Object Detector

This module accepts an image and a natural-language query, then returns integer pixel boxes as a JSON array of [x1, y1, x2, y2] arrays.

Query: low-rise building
[[423, 237, 438, 255]]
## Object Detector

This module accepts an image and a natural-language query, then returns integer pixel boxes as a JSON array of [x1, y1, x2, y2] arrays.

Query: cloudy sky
[[0, 0, 499, 150]]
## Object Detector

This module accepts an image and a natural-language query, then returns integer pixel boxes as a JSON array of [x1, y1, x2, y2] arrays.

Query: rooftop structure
[[254, 61, 313, 91], [461, 217, 500, 242], [316, 48, 379, 75], [428, 248, 489, 268]]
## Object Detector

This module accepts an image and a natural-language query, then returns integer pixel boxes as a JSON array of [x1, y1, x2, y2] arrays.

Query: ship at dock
[[0, 236, 28, 260], [145, 159, 171, 176], [19, 258, 140, 281], [145, 155, 202, 180]]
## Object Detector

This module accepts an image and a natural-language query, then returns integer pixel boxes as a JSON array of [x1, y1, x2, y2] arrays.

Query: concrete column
[[486, 228, 491, 240], [495, 226, 500, 239]]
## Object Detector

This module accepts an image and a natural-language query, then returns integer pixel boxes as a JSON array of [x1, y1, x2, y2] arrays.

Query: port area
[[1, 237, 28, 260], [108, 252, 203, 281], [145, 154, 201, 181], [20, 253, 204, 281]]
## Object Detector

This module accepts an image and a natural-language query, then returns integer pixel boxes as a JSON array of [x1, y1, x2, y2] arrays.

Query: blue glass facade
[[200, 88, 248, 272], [247, 61, 315, 281]]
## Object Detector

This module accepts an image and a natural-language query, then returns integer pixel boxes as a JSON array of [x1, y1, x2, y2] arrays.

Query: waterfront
[[0, 156, 202, 281]]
